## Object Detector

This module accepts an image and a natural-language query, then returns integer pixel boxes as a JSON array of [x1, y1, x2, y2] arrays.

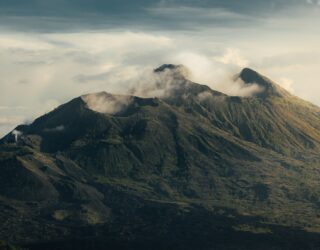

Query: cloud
[[0, 116, 24, 125], [0, 106, 27, 110], [127, 65, 192, 98], [306, 0, 320, 5], [82, 93, 133, 114], [278, 78, 294, 93], [75, 71, 114, 84], [146, 5, 255, 29], [254, 52, 320, 69], [215, 48, 249, 68], [168, 51, 262, 97], [0, 116, 25, 138], [11, 129, 22, 142], [0, 0, 313, 32]]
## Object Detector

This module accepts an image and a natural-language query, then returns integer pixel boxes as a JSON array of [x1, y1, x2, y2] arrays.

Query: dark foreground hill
[[1, 65, 320, 249]]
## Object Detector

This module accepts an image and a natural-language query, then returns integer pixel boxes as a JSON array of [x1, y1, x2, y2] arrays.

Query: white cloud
[[278, 78, 294, 93], [82, 93, 133, 114], [46, 32, 173, 53], [0, 116, 25, 138], [0, 116, 24, 125], [12, 129, 22, 142], [215, 48, 249, 68]]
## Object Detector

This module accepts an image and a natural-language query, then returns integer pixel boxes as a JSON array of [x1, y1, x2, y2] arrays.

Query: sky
[[0, 0, 320, 137]]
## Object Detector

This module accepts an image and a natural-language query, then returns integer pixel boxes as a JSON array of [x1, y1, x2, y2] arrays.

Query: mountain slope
[[1, 65, 320, 249]]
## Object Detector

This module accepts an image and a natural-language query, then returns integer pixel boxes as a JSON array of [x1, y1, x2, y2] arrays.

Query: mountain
[[1, 65, 320, 249]]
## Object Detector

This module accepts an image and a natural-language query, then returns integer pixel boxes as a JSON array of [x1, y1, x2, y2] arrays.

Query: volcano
[[1, 65, 320, 250]]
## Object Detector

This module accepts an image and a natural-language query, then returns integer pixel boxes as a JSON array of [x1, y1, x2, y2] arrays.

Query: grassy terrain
[[1, 67, 320, 249]]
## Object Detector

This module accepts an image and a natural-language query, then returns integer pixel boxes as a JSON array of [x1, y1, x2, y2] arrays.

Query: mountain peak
[[154, 64, 180, 72], [239, 68, 289, 98], [154, 64, 190, 79], [239, 68, 272, 88], [152, 64, 225, 100]]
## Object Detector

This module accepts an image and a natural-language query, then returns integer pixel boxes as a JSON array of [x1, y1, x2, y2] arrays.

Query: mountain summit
[[154, 64, 190, 79], [1, 65, 320, 249], [238, 68, 290, 98]]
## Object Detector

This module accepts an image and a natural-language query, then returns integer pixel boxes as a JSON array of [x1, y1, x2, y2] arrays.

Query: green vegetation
[[0, 67, 320, 249]]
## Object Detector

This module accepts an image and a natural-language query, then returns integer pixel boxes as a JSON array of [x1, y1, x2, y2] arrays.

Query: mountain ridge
[[1, 65, 320, 249], [237, 67, 291, 98]]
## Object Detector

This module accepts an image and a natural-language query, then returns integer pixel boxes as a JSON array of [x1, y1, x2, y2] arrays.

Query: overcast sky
[[0, 0, 320, 136]]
